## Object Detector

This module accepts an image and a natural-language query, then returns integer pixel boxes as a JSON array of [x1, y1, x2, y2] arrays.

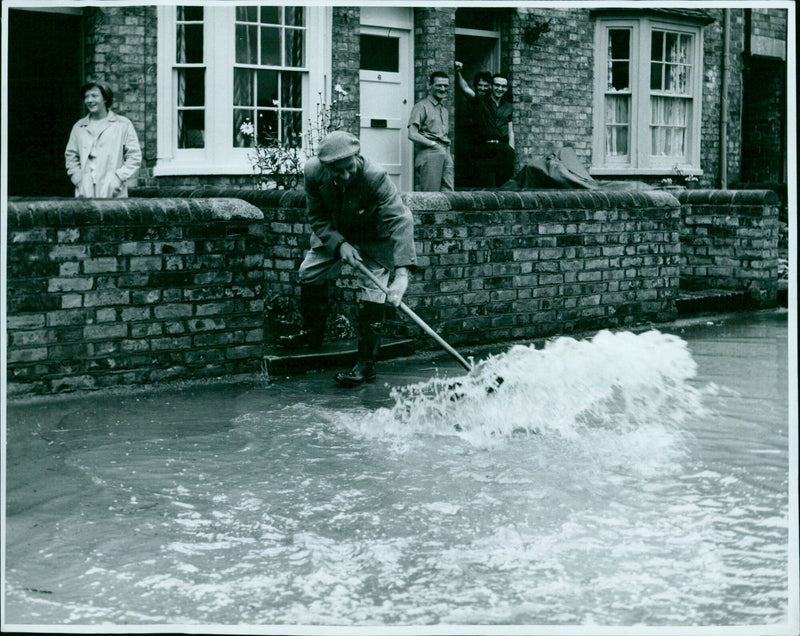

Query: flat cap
[[317, 131, 360, 163]]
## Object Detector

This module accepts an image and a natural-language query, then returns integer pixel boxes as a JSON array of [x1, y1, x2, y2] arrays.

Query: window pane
[[283, 111, 303, 147], [261, 6, 280, 24], [176, 24, 203, 63], [651, 30, 664, 61], [177, 68, 204, 107], [236, 6, 257, 22], [233, 109, 254, 147], [605, 95, 629, 157], [233, 68, 254, 106], [285, 7, 304, 27], [607, 29, 630, 91], [257, 69, 279, 107], [236, 24, 258, 64], [609, 28, 630, 60], [260, 26, 281, 66], [360, 34, 399, 72], [650, 62, 663, 90], [285, 28, 304, 67], [256, 109, 278, 145], [178, 110, 204, 148], [177, 6, 203, 21], [650, 96, 688, 157], [281, 71, 303, 109]]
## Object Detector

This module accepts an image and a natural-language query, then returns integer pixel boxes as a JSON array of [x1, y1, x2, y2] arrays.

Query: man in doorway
[[277, 131, 417, 388], [408, 71, 454, 192], [457, 68, 515, 188], [455, 62, 493, 187]]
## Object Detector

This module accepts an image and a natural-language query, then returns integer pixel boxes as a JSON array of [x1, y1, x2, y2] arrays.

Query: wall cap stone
[[132, 187, 681, 211], [7, 197, 263, 227], [676, 189, 779, 205]]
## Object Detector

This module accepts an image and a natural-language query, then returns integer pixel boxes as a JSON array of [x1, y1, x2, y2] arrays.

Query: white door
[[359, 25, 413, 192]]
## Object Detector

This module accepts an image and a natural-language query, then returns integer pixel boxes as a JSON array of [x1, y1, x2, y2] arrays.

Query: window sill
[[590, 167, 703, 177], [153, 161, 254, 177]]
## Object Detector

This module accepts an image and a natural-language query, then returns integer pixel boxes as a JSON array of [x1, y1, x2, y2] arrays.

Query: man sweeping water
[[277, 131, 417, 387]]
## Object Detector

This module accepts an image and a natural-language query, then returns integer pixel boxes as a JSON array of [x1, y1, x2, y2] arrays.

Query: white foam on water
[[333, 330, 705, 455]]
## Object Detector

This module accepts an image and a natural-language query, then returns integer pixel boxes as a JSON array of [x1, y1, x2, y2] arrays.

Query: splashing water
[[5, 314, 790, 627], [338, 330, 706, 449]]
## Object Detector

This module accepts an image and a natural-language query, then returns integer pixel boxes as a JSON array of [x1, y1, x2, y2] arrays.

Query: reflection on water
[[4, 311, 793, 629]]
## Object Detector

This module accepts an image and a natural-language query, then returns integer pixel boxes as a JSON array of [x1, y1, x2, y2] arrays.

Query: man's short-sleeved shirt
[[408, 95, 450, 146]]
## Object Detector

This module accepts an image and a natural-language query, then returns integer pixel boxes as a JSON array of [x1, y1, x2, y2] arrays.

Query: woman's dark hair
[[473, 72, 493, 88], [81, 80, 114, 108]]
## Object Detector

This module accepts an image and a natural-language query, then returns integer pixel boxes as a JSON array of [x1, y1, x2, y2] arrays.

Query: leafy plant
[[239, 83, 357, 190]]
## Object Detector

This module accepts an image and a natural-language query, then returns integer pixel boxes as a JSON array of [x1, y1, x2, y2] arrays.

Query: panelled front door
[[358, 25, 412, 192]]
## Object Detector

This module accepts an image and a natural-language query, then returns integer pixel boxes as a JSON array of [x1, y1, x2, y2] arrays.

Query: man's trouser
[[474, 140, 515, 188], [298, 247, 390, 303], [414, 144, 454, 192]]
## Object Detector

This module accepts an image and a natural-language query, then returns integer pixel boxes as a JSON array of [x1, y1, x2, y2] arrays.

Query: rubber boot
[[276, 283, 329, 350], [334, 302, 384, 387]]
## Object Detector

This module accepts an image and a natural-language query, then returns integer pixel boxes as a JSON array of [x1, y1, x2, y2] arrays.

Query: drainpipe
[[720, 9, 730, 189]]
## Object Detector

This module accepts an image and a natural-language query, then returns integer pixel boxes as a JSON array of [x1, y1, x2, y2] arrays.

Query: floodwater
[[3, 310, 794, 632]]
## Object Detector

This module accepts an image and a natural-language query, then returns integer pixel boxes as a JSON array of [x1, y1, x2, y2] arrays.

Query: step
[[263, 338, 416, 377], [675, 289, 751, 315]]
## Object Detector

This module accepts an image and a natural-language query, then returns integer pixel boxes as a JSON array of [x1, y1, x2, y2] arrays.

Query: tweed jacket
[[65, 111, 142, 198], [304, 155, 417, 272]]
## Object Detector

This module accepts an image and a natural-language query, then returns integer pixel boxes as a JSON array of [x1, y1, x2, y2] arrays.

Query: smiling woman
[[64, 80, 142, 198]]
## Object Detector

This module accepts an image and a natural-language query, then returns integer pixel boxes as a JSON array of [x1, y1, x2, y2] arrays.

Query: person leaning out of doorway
[[454, 62, 493, 187], [407, 71, 454, 192], [65, 80, 142, 198], [456, 67, 515, 188]]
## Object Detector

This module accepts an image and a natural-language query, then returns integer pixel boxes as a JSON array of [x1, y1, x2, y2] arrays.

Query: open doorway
[[7, 8, 84, 197], [454, 11, 500, 188]]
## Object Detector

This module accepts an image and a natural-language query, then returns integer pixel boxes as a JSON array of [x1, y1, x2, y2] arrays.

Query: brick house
[[5, 3, 790, 197]]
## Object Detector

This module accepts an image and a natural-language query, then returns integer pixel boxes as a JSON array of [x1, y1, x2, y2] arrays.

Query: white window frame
[[591, 15, 704, 176], [155, 5, 330, 176]]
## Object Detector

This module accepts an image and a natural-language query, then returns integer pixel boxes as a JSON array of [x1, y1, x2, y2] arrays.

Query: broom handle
[[353, 260, 473, 372]]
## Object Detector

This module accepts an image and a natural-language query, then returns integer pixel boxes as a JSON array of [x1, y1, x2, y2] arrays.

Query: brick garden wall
[[6, 198, 265, 395], [677, 189, 780, 304], [7, 189, 778, 395], [132, 188, 683, 346]]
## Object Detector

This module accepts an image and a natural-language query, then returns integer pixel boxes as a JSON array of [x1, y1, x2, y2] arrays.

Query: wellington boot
[[333, 360, 377, 387], [275, 283, 328, 350], [333, 301, 383, 388]]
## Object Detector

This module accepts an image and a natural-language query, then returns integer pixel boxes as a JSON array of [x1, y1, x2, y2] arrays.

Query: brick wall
[[741, 57, 786, 183], [505, 8, 595, 171], [330, 7, 361, 137], [133, 187, 683, 346], [6, 198, 265, 395], [82, 6, 155, 185], [8, 189, 779, 395], [750, 8, 788, 42], [700, 9, 746, 188], [677, 189, 779, 304]]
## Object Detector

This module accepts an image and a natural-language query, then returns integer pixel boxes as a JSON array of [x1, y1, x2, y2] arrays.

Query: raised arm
[[454, 61, 475, 99]]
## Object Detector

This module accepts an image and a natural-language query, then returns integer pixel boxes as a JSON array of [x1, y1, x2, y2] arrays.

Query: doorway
[[454, 28, 500, 188], [358, 9, 413, 192], [7, 9, 84, 197]]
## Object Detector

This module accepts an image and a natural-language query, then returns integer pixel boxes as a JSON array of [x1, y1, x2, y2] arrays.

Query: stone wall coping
[[7, 197, 263, 228], [675, 189, 779, 205], [131, 187, 681, 211]]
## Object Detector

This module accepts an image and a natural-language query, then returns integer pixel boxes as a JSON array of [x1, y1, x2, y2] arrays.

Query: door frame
[[359, 11, 414, 192]]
